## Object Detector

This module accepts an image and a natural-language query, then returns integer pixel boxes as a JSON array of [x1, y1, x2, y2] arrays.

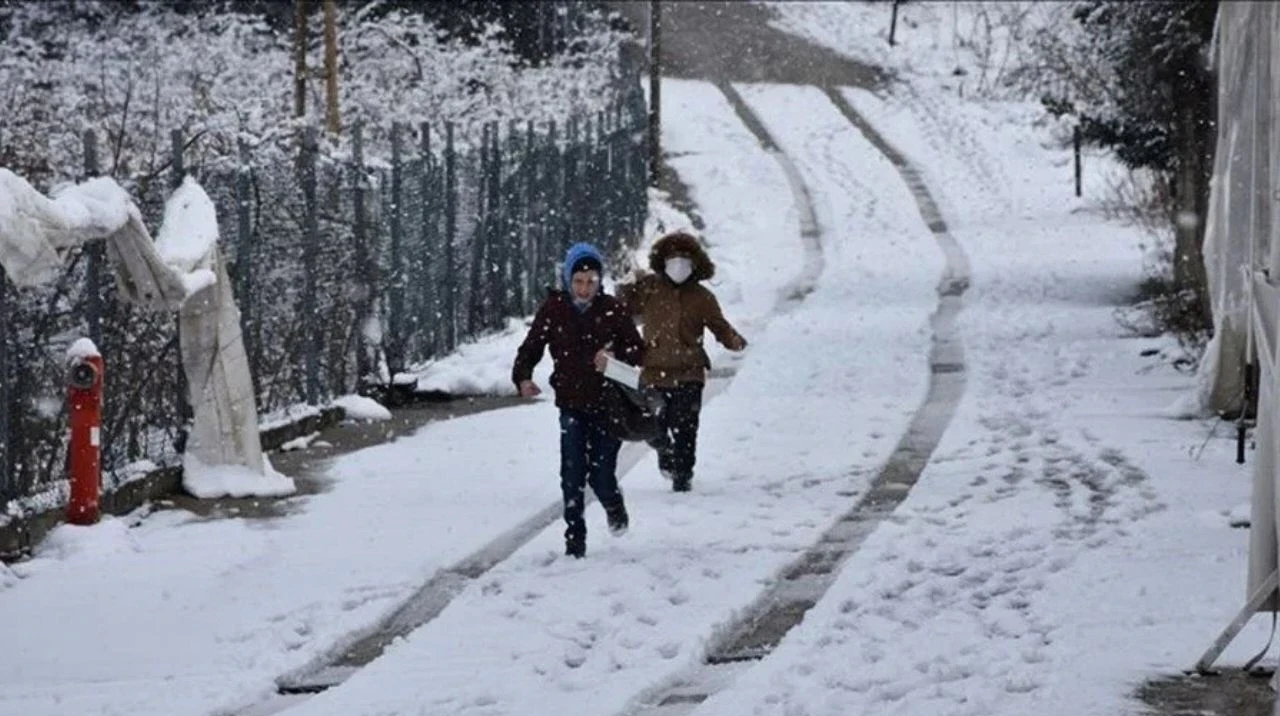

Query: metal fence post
[[565, 116, 579, 256], [547, 119, 562, 290], [351, 121, 375, 385], [444, 122, 457, 351], [388, 122, 405, 375], [300, 126, 321, 404], [169, 129, 193, 453], [418, 122, 436, 357], [234, 138, 259, 396], [469, 123, 490, 335], [523, 120, 537, 313], [506, 118, 521, 317], [83, 130, 102, 345], [489, 121, 506, 330]]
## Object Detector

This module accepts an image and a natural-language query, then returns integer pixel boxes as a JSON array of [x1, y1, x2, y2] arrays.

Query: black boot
[[672, 474, 692, 493], [605, 501, 629, 536], [565, 534, 586, 558]]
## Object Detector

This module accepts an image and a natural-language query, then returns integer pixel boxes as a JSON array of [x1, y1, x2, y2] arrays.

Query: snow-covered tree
[[1031, 1, 1217, 334]]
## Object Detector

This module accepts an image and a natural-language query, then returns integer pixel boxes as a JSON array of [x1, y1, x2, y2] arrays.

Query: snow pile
[[65, 337, 101, 362], [332, 395, 392, 422], [47, 177, 133, 237], [35, 518, 140, 562], [154, 176, 219, 298], [260, 404, 325, 432], [406, 319, 529, 396], [0, 562, 16, 591], [182, 454, 294, 500], [280, 433, 321, 452]]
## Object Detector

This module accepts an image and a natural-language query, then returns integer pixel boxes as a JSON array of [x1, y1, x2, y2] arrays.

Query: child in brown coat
[[617, 232, 747, 492]]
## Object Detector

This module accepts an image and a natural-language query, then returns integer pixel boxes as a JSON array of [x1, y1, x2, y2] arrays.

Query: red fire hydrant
[[66, 338, 103, 526]]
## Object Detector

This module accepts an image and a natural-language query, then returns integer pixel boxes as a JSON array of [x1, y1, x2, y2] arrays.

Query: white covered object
[[0, 169, 131, 286], [1207, 2, 1280, 610], [153, 178, 293, 499], [0, 170, 290, 499], [1197, 2, 1277, 417]]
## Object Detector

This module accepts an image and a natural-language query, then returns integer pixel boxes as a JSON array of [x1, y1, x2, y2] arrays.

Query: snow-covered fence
[[0, 84, 648, 506]]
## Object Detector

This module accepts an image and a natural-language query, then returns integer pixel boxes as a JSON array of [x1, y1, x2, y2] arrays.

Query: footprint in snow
[[564, 646, 587, 669]]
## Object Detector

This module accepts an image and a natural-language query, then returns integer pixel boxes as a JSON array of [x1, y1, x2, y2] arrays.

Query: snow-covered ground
[[689, 82, 1251, 716], [268, 75, 941, 716], [0, 3, 1262, 716]]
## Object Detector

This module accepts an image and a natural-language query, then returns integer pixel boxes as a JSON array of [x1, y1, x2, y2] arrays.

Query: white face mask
[[665, 257, 694, 284]]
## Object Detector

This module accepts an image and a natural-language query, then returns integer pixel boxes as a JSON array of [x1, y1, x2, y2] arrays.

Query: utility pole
[[293, 0, 309, 119], [322, 0, 340, 135], [648, 0, 661, 187]]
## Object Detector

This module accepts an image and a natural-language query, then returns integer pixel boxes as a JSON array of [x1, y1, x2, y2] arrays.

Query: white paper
[[602, 355, 641, 390]]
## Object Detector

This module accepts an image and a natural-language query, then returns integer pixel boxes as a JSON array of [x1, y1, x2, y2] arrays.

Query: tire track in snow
[[619, 87, 972, 716], [714, 80, 825, 309]]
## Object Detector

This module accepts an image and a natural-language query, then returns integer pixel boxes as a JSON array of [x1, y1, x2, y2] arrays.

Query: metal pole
[[648, 0, 662, 187], [1195, 569, 1279, 673], [470, 124, 490, 334], [235, 138, 257, 391], [170, 129, 192, 452], [524, 120, 537, 312], [889, 0, 901, 47], [301, 126, 321, 404], [508, 118, 521, 317], [83, 130, 102, 346], [490, 121, 506, 328], [444, 122, 457, 350], [351, 122, 373, 383], [419, 122, 435, 357], [547, 119, 562, 290], [1073, 124, 1082, 198], [388, 122, 405, 375]]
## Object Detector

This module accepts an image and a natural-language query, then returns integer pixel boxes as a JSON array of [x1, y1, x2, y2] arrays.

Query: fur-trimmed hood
[[648, 232, 714, 282]]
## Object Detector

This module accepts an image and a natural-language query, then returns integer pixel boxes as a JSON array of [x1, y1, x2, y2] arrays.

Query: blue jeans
[[560, 409, 623, 540]]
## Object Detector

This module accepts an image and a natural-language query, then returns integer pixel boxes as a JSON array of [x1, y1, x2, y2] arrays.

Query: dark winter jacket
[[512, 290, 645, 411], [617, 232, 746, 388]]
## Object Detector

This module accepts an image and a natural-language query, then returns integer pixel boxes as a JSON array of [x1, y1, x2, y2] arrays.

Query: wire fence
[[0, 78, 649, 505]]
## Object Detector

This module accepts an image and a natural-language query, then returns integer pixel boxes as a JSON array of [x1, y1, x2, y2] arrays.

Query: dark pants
[[560, 409, 623, 540], [651, 382, 704, 480]]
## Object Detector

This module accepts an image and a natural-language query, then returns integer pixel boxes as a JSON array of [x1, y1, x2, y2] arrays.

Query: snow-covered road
[[0, 4, 1264, 716]]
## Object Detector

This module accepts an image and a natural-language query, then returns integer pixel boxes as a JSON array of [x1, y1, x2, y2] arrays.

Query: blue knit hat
[[563, 242, 605, 293]]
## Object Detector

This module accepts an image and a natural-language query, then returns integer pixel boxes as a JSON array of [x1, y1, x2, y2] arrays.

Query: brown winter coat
[[617, 232, 746, 388]]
